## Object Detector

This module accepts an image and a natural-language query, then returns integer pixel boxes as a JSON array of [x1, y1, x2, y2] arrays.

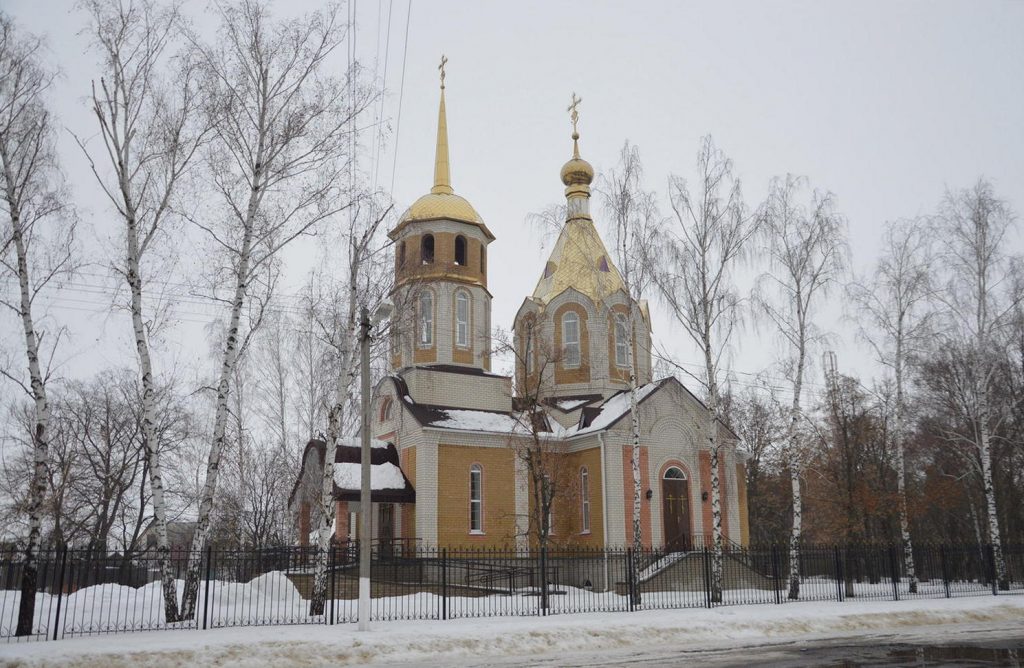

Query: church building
[[290, 69, 750, 553]]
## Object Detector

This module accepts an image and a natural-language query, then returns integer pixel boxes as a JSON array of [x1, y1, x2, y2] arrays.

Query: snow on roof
[[566, 382, 661, 436], [554, 398, 591, 412], [333, 461, 408, 491], [335, 437, 390, 449], [429, 409, 530, 434]]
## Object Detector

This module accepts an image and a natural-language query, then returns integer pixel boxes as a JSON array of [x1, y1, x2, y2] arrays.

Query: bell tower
[[388, 57, 495, 371]]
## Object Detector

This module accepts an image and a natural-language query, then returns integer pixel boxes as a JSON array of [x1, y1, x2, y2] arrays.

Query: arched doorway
[[662, 467, 691, 552]]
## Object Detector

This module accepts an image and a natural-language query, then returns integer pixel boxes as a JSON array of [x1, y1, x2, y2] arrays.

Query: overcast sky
[[3, 0, 1023, 405]]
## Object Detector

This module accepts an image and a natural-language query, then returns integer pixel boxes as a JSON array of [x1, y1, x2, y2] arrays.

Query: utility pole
[[358, 306, 372, 631]]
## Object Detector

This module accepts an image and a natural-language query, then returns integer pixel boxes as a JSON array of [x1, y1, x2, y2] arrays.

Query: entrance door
[[662, 467, 691, 552]]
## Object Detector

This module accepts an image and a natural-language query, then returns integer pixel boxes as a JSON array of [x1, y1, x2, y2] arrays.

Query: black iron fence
[[2, 541, 1022, 642]]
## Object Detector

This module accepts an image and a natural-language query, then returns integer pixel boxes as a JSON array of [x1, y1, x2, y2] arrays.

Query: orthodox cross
[[439, 54, 448, 89], [567, 92, 582, 135]]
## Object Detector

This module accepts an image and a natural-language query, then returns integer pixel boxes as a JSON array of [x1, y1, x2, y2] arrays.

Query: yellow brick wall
[[525, 447, 604, 549], [437, 444, 516, 548]]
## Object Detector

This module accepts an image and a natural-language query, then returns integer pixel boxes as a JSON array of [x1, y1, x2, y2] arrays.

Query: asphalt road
[[409, 621, 1024, 667]]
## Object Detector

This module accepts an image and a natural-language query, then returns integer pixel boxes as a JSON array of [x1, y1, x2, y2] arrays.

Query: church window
[[455, 235, 467, 266], [421, 234, 435, 264], [615, 313, 630, 367], [562, 311, 581, 368], [598, 256, 610, 272], [456, 291, 470, 347], [418, 291, 434, 346], [469, 464, 483, 533], [580, 467, 591, 534], [480, 246, 486, 273], [524, 321, 534, 375], [379, 396, 393, 422], [398, 240, 406, 268]]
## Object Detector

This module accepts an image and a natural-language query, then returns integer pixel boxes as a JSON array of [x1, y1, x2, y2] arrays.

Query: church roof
[[290, 439, 416, 505], [531, 97, 627, 305], [531, 218, 627, 305]]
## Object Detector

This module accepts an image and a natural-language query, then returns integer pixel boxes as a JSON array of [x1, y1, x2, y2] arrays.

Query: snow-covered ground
[[1, 595, 1022, 667]]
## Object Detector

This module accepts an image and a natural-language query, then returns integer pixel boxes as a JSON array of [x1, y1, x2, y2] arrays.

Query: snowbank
[[2, 595, 1022, 666]]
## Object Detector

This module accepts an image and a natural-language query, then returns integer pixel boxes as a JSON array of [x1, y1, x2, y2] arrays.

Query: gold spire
[[431, 54, 453, 195]]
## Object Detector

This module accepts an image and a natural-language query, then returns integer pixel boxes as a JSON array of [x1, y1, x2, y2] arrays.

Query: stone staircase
[[617, 550, 774, 594]]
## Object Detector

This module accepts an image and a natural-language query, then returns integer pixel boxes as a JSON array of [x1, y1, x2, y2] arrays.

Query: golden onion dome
[[400, 191, 483, 226], [561, 154, 594, 187]]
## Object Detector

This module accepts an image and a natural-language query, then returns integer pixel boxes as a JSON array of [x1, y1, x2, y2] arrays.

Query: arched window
[[469, 464, 483, 533], [480, 246, 486, 273], [379, 396, 393, 422], [454, 235, 467, 266], [664, 466, 686, 480], [562, 311, 581, 368], [524, 321, 534, 375], [421, 234, 435, 264], [398, 240, 406, 268], [614, 313, 630, 367], [580, 467, 591, 534], [455, 291, 470, 347], [418, 291, 433, 346]]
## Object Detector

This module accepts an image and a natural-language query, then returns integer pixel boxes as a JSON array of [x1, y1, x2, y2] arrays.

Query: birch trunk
[[893, 339, 917, 594], [703, 334, 724, 603], [179, 217, 255, 620], [624, 304, 643, 606], [123, 176, 181, 622], [786, 320, 806, 601], [978, 384, 1007, 589], [307, 222, 368, 614], [7, 196, 50, 637]]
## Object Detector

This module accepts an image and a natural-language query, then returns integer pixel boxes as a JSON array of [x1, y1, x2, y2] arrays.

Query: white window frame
[[580, 467, 591, 534], [615, 313, 630, 367], [418, 291, 433, 347], [469, 464, 483, 534], [562, 311, 581, 368], [456, 291, 470, 348]]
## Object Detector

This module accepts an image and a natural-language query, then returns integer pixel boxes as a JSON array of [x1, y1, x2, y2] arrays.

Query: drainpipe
[[599, 432, 610, 591]]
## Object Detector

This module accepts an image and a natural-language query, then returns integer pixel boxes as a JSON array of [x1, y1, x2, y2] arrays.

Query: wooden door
[[662, 470, 691, 552]]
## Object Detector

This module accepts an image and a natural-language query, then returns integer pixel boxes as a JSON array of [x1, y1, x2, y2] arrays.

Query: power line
[[389, 0, 412, 195]]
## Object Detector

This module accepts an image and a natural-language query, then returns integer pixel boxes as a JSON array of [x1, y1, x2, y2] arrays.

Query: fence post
[[770, 544, 781, 605], [540, 546, 549, 616], [441, 548, 448, 621], [833, 546, 844, 602], [51, 548, 68, 641], [702, 546, 712, 609], [202, 546, 212, 631], [625, 548, 635, 612], [986, 544, 997, 596], [939, 545, 951, 598], [888, 545, 900, 601], [329, 545, 336, 625]]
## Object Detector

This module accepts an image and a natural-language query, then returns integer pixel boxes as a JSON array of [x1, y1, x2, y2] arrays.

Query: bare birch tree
[[77, 0, 206, 622], [0, 13, 77, 637], [846, 218, 935, 593], [758, 174, 846, 599], [178, 0, 373, 619], [648, 136, 756, 602], [309, 196, 392, 616], [935, 180, 1018, 589], [600, 141, 660, 560]]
